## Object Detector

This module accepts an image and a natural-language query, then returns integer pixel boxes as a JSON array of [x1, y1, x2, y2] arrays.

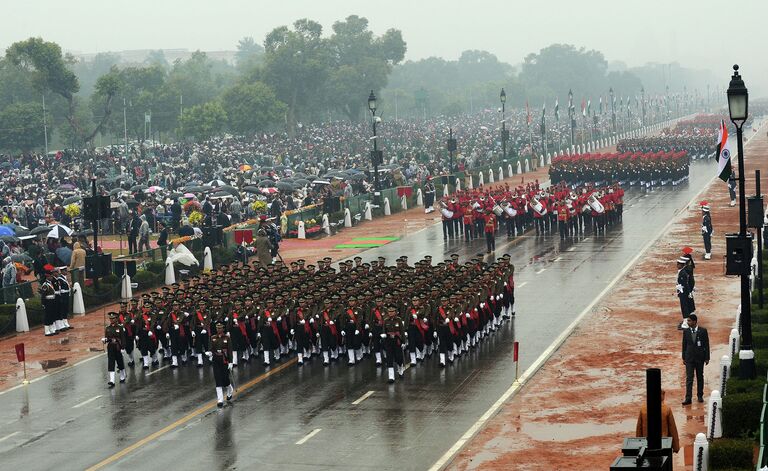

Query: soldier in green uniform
[[383, 305, 406, 383], [101, 312, 127, 388], [206, 322, 233, 407]]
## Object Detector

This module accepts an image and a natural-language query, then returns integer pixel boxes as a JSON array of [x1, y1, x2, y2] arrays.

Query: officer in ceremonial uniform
[[118, 300, 137, 367], [701, 203, 713, 260], [383, 305, 405, 383], [676, 256, 693, 329], [40, 265, 58, 336], [54, 267, 72, 331], [207, 322, 234, 407], [102, 312, 127, 387]]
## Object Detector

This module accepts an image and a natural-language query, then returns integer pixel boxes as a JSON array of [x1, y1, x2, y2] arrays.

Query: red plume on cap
[[700, 201, 708, 206], [682, 247, 693, 255], [43, 264, 54, 273]]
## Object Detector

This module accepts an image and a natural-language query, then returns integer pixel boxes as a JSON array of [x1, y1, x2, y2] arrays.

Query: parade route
[[0, 158, 722, 470]]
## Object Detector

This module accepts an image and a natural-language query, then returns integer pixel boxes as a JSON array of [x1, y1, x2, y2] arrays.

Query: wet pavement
[[0, 155, 722, 470]]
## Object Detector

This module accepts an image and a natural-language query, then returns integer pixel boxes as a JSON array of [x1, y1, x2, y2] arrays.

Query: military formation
[[549, 151, 690, 187], [438, 180, 624, 244], [617, 136, 714, 157], [102, 254, 516, 405], [38, 264, 72, 336]]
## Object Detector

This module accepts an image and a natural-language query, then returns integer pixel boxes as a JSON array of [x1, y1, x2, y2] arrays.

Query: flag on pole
[[554, 98, 559, 122], [587, 100, 591, 116], [599, 97, 603, 115], [540, 103, 546, 135], [526, 100, 531, 126], [581, 98, 586, 117], [716, 119, 732, 182]]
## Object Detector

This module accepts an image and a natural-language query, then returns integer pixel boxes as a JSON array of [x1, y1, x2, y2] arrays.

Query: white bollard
[[516, 161, 522, 174], [72, 282, 85, 315], [322, 213, 331, 235], [401, 194, 408, 211], [729, 328, 740, 357], [416, 188, 424, 206], [442, 183, 449, 197], [498, 166, 503, 181], [719, 354, 731, 396], [524, 159, 530, 173], [469, 174, 474, 190], [546, 153, 551, 165], [488, 169, 494, 184], [203, 247, 213, 272], [15, 298, 29, 333], [706, 390, 723, 439], [456, 177, 461, 192], [297, 221, 306, 239], [693, 433, 708, 471], [364, 202, 373, 221], [165, 257, 176, 285], [539, 155, 544, 167], [121, 273, 133, 300], [507, 164, 513, 177], [479, 171, 485, 187], [344, 208, 353, 226], [383, 198, 391, 216]]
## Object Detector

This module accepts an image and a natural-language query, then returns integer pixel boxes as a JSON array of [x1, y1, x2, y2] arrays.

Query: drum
[[492, 204, 503, 217], [440, 208, 454, 218], [531, 197, 547, 216], [503, 204, 517, 217], [588, 195, 605, 214]]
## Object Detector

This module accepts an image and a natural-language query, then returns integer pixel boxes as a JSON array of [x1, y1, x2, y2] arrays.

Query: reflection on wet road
[[0, 161, 715, 471]]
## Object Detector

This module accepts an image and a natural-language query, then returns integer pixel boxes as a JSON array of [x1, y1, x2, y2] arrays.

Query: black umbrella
[[209, 191, 232, 199], [0, 162, 12, 169], [109, 188, 123, 196], [169, 192, 184, 198], [219, 185, 240, 196], [275, 182, 294, 192], [73, 228, 94, 237], [30, 225, 52, 236], [348, 173, 367, 181], [125, 198, 139, 207], [0, 235, 19, 243], [184, 186, 207, 193], [243, 186, 261, 194], [62, 195, 82, 205], [257, 180, 276, 188], [293, 172, 307, 179], [130, 184, 148, 192], [293, 179, 311, 187]]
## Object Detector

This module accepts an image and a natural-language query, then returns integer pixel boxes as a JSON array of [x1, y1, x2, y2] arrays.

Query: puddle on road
[[522, 419, 635, 442], [39, 358, 68, 370]]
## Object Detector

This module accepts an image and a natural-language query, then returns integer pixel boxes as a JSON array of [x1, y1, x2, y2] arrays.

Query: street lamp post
[[368, 90, 382, 206], [641, 87, 646, 127], [609, 87, 616, 135], [727, 64, 755, 379], [500, 88, 507, 162], [568, 89, 575, 147]]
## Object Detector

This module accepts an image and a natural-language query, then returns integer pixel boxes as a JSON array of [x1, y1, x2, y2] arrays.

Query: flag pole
[[22, 358, 28, 384]]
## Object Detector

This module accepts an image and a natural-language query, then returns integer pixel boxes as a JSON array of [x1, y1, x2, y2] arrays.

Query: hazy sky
[[4, 0, 767, 94]]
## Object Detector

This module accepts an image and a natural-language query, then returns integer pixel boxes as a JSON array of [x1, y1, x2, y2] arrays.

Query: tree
[[221, 82, 285, 135], [0, 102, 45, 152], [179, 101, 227, 142], [235, 37, 264, 72]]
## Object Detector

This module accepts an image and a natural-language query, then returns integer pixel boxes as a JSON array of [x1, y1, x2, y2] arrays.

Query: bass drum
[[503, 204, 517, 217], [440, 208, 454, 219], [492, 204, 503, 217]]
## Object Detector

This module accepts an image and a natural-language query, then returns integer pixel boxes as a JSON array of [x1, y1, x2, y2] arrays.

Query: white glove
[[299, 319, 306, 325], [380, 333, 387, 339], [405, 332, 409, 338], [101, 337, 107, 344], [433, 331, 438, 339], [228, 363, 233, 371], [364, 324, 370, 330], [257, 333, 261, 339], [191, 331, 196, 337], [369, 332, 373, 338], [676, 284, 684, 294], [224, 317, 229, 322], [205, 351, 213, 358], [290, 329, 295, 335], [688, 292, 694, 299], [277, 316, 282, 322], [267, 317, 272, 323], [354, 330, 360, 336], [504, 282, 508, 286], [341, 330, 346, 336], [329, 320, 334, 325], [480, 303, 485, 308], [233, 319, 238, 325], [201, 329, 207, 335], [130, 319, 135, 324], [701, 225, 707, 233], [422, 318, 428, 324], [412, 313, 417, 319], [174, 324, 179, 330], [165, 333, 170, 339], [309, 318, 314, 324], [316, 333, 321, 338], [184, 312, 190, 317], [148, 331, 154, 337], [466, 313, 471, 318], [156, 325, 162, 330], [454, 317, 459, 323]]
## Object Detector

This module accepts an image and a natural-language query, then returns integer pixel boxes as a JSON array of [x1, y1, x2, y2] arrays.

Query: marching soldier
[[701, 202, 713, 260], [484, 209, 497, 253], [676, 257, 694, 329], [206, 322, 234, 407], [101, 312, 127, 388], [383, 305, 406, 383], [192, 300, 212, 367], [424, 176, 436, 213], [341, 296, 364, 365], [434, 296, 458, 367], [118, 300, 136, 367]]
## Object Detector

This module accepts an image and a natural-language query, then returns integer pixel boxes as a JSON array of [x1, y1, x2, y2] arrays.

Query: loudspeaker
[[114, 259, 136, 278], [446, 138, 457, 152], [747, 195, 764, 228], [202, 226, 223, 246], [370, 150, 384, 166], [100, 253, 113, 276], [85, 253, 114, 279], [82, 195, 111, 219], [725, 233, 753, 276], [327, 197, 341, 213]]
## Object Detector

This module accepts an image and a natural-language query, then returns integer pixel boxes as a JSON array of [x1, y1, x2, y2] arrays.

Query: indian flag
[[716, 119, 732, 182]]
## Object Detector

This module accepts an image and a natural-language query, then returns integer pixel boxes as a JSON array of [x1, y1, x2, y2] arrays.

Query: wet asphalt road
[[0, 161, 716, 471]]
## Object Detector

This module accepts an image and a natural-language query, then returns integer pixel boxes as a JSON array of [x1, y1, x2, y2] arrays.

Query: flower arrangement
[[183, 200, 202, 215], [188, 210, 204, 226], [64, 203, 81, 218], [250, 200, 267, 213]]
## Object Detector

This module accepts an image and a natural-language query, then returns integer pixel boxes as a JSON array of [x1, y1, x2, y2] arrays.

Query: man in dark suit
[[682, 314, 710, 405]]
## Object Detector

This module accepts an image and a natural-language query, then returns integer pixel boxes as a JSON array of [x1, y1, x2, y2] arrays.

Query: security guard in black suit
[[682, 314, 710, 405]]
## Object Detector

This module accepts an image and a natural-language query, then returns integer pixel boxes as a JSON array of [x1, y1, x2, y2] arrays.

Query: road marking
[[72, 395, 103, 409], [427, 135, 731, 471], [553, 257, 562, 262], [516, 282, 527, 288], [0, 353, 105, 396], [535, 268, 546, 275], [567, 246, 576, 251], [146, 365, 169, 376], [295, 428, 322, 445], [86, 357, 297, 471], [351, 390, 375, 405], [0, 431, 19, 443]]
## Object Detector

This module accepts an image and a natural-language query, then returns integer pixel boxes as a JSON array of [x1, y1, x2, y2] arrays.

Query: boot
[[171, 356, 178, 368], [448, 351, 454, 363], [108, 371, 115, 388], [439, 353, 446, 367], [231, 354, 238, 367], [216, 387, 224, 407], [263, 351, 270, 366], [297, 353, 304, 366], [226, 385, 233, 401], [398, 364, 405, 378], [62, 319, 71, 329], [273, 349, 280, 362], [347, 349, 356, 366], [355, 348, 363, 362], [44, 325, 51, 336], [375, 352, 382, 366], [197, 353, 204, 367], [119, 369, 126, 383], [323, 351, 330, 366], [387, 367, 395, 383], [181, 352, 187, 364], [143, 355, 150, 369], [410, 352, 417, 366], [126, 352, 134, 367]]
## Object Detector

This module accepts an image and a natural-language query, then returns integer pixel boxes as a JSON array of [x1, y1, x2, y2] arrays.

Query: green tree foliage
[[221, 82, 286, 135], [179, 101, 227, 142], [235, 37, 264, 73], [0, 102, 45, 152]]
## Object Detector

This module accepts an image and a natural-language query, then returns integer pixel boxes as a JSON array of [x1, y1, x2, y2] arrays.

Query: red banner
[[234, 229, 253, 245], [513, 341, 519, 362], [14, 343, 24, 363]]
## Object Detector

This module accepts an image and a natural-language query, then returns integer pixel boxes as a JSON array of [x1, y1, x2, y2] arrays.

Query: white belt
[[60, 290, 70, 294], [45, 295, 55, 300]]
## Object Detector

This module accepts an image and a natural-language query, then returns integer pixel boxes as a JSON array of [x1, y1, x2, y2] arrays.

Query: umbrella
[[57, 183, 76, 190], [146, 185, 163, 193], [125, 198, 139, 207], [46, 224, 73, 239], [348, 173, 367, 181], [0, 235, 19, 243], [0, 226, 14, 237], [239, 164, 252, 172], [243, 186, 261, 194], [275, 182, 294, 192], [293, 172, 307, 179], [62, 196, 82, 205], [312, 180, 331, 185], [260, 187, 278, 195], [0, 162, 12, 169], [208, 179, 227, 187], [169, 192, 184, 198], [218, 185, 240, 197], [109, 188, 123, 196], [130, 184, 148, 192], [184, 186, 207, 193], [30, 225, 52, 236], [183, 192, 196, 199], [294, 179, 311, 187], [73, 228, 94, 237], [11, 253, 32, 263], [210, 191, 232, 198], [258, 180, 276, 188]]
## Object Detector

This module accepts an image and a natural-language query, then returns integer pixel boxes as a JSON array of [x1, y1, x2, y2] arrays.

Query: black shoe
[[142, 365, 149, 370], [697, 397, 704, 403], [226, 394, 232, 402], [217, 402, 224, 408], [107, 382, 115, 388], [388, 378, 395, 384], [127, 361, 135, 368], [119, 377, 126, 383], [682, 400, 692, 406]]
